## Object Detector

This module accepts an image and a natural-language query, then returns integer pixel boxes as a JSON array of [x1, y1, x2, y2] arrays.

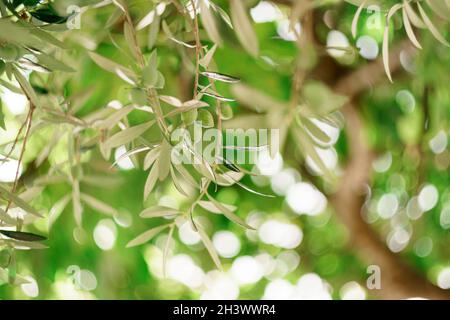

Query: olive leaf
[[206, 194, 254, 229], [230, 0, 259, 57], [197, 225, 222, 270], [402, 4, 422, 50], [418, 2, 450, 47], [198, 200, 237, 214], [88, 52, 137, 82], [80, 193, 117, 216], [199, 0, 222, 46], [126, 224, 170, 248], [0, 230, 47, 242], [144, 163, 159, 200], [0, 185, 42, 217], [139, 206, 180, 218], [143, 147, 160, 170], [201, 71, 240, 83], [104, 121, 155, 149], [0, 100, 6, 131], [351, 1, 366, 38], [302, 81, 348, 115]]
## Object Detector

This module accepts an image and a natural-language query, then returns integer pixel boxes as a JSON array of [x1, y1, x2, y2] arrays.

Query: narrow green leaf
[[201, 71, 240, 83], [126, 224, 170, 248], [200, 0, 222, 45], [140, 206, 180, 218], [104, 121, 154, 149], [12, 67, 40, 108], [198, 226, 222, 270], [144, 147, 160, 170], [230, 0, 259, 57], [0, 185, 42, 217], [206, 194, 254, 229], [0, 230, 46, 242], [351, 0, 366, 38], [144, 163, 159, 200], [0, 100, 6, 130], [418, 3, 450, 47], [198, 200, 237, 214], [80, 193, 117, 216]]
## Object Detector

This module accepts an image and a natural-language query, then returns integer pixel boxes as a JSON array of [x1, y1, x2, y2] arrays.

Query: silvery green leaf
[[0, 185, 42, 217], [198, 225, 222, 270], [162, 20, 196, 48], [126, 224, 170, 248], [210, 2, 233, 29], [155, 71, 165, 89], [35, 51, 75, 72], [206, 194, 254, 229], [198, 109, 214, 128], [220, 104, 233, 120], [201, 91, 235, 102], [159, 95, 183, 107], [144, 163, 159, 200], [48, 194, 71, 229], [170, 165, 189, 197], [418, 3, 450, 47], [404, 0, 426, 29], [302, 81, 348, 115], [0, 230, 47, 242], [230, 0, 259, 57], [143, 64, 158, 87], [0, 100, 5, 131], [303, 117, 332, 145], [201, 71, 240, 83], [0, 79, 22, 93], [144, 147, 160, 170], [98, 105, 135, 129], [112, 0, 127, 13], [199, 44, 217, 68], [163, 226, 174, 277], [104, 121, 154, 149], [88, 52, 137, 82], [382, 4, 403, 83], [198, 200, 237, 214], [7, 240, 49, 250], [137, 9, 156, 30], [351, 0, 366, 38], [72, 179, 83, 227], [147, 13, 161, 49], [402, 6, 422, 50], [174, 163, 199, 188], [426, 0, 450, 22], [231, 84, 287, 112], [124, 21, 140, 61], [80, 193, 117, 216], [0, 267, 30, 285], [181, 109, 198, 125], [130, 88, 148, 105], [293, 125, 335, 182], [139, 206, 180, 218], [12, 67, 40, 108], [199, 0, 222, 45], [158, 140, 171, 181]]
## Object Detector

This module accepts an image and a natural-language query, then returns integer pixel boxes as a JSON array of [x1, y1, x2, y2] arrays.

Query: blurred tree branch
[[328, 43, 450, 299], [270, 0, 447, 297]]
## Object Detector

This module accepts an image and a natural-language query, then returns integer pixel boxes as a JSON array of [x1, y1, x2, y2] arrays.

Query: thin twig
[[189, 0, 201, 98], [4, 103, 35, 216]]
